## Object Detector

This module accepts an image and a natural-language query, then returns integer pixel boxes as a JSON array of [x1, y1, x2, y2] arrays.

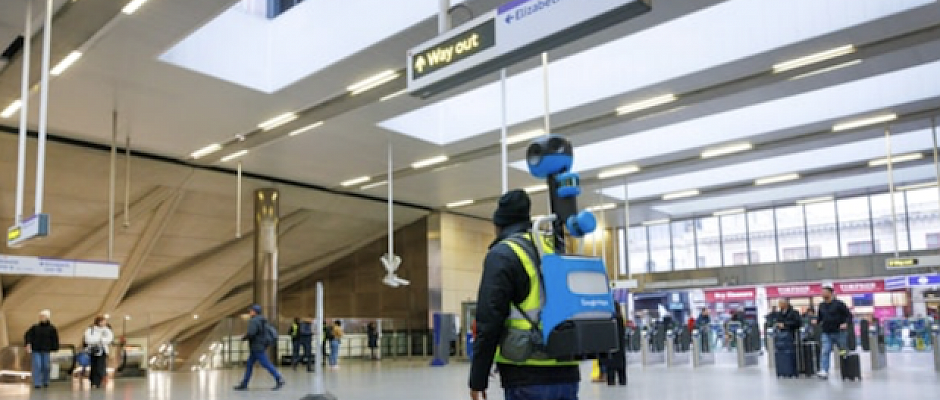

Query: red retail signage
[[834, 280, 884, 294], [705, 288, 756, 302], [766, 284, 822, 298]]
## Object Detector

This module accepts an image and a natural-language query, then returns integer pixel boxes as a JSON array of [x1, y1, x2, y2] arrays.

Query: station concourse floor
[[0, 353, 936, 400]]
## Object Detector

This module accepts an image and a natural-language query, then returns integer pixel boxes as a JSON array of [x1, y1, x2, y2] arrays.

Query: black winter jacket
[[24, 321, 59, 352], [818, 299, 852, 333], [469, 222, 579, 391], [775, 307, 802, 332]]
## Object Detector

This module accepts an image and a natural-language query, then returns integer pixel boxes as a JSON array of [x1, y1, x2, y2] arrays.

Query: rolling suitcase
[[839, 352, 861, 381], [799, 340, 820, 377], [774, 331, 798, 378]]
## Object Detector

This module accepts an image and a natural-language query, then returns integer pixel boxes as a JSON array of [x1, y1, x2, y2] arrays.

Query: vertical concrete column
[[254, 188, 279, 360]]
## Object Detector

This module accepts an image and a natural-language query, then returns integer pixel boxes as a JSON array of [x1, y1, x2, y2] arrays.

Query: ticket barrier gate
[[736, 328, 759, 368], [691, 329, 715, 368], [625, 328, 642, 365], [665, 330, 690, 367], [933, 325, 940, 372], [869, 325, 887, 371], [641, 330, 665, 366], [765, 328, 775, 369]]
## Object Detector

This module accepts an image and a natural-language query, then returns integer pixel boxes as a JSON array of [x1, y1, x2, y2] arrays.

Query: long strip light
[[506, 129, 545, 145], [0, 100, 22, 118], [713, 208, 745, 217], [412, 155, 448, 169], [588, 203, 617, 212], [701, 142, 753, 159], [615, 94, 678, 116], [898, 182, 938, 191], [190, 143, 222, 159], [598, 165, 640, 179], [258, 112, 298, 131], [524, 184, 548, 194], [447, 199, 475, 208], [361, 180, 388, 190], [642, 219, 670, 226], [288, 121, 324, 136], [50, 51, 82, 76], [868, 152, 923, 167], [220, 150, 249, 162], [789, 59, 862, 81], [380, 89, 408, 102], [796, 196, 833, 205], [772, 45, 856, 73], [662, 189, 700, 200], [348, 70, 399, 95], [832, 113, 897, 132], [341, 176, 371, 187], [755, 173, 800, 186], [121, 0, 149, 14]]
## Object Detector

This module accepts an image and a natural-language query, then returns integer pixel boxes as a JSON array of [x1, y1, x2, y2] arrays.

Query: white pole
[[14, 0, 32, 224], [438, 0, 450, 34], [123, 133, 131, 228], [931, 117, 940, 219], [885, 125, 900, 258], [34, 0, 53, 214], [500, 68, 508, 194], [314, 281, 325, 394], [236, 162, 242, 239], [388, 140, 394, 256], [623, 181, 631, 279], [109, 110, 117, 261], [542, 52, 550, 134]]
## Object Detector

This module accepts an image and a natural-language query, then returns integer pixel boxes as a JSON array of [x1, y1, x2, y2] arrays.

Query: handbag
[[76, 351, 91, 367]]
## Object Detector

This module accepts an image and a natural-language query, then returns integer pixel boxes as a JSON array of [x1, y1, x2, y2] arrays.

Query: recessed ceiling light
[[789, 59, 862, 81], [755, 173, 800, 186], [341, 176, 371, 187], [772, 45, 856, 73], [588, 203, 617, 212], [616, 94, 678, 116], [505, 129, 546, 145], [348, 70, 399, 95], [411, 155, 448, 169], [868, 152, 924, 167], [524, 184, 548, 194], [258, 112, 298, 131], [701, 142, 753, 159], [446, 199, 474, 208], [642, 219, 670, 226], [50, 51, 82, 76], [220, 150, 249, 162], [121, 0, 149, 15], [897, 182, 938, 191], [662, 189, 700, 200], [288, 121, 324, 136], [190, 143, 222, 159], [0, 100, 22, 118], [361, 180, 388, 190], [832, 113, 897, 132], [380, 89, 408, 102], [713, 208, 745, 216], [796, 196, 834, 205], [598, 165, 640, 179]]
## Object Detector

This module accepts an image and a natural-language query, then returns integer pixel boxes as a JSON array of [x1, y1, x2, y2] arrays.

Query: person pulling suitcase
[[773, 299, 802, 378], [815, 286, 853, 379]]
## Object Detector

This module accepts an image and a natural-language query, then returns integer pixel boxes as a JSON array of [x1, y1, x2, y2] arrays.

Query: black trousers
[[606, 366, 626, 385], [89, 354, 107, 387]]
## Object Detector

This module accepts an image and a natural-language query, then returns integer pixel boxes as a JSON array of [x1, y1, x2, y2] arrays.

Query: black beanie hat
[[493, 189, 531, 227]]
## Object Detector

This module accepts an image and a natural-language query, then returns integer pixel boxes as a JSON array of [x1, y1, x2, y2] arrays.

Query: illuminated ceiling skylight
[[160, 0, 464, 93], [378, 0, 930, 145]]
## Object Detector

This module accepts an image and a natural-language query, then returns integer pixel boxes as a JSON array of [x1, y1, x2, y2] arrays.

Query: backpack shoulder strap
[[502, 234, 546, 327]]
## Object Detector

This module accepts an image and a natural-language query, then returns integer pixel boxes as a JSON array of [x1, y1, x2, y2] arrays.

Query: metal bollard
[[765, 328, 776, 368], [932, 325, 940, 372], [870, 326, 887, 371], [641, 330, 650, 365]]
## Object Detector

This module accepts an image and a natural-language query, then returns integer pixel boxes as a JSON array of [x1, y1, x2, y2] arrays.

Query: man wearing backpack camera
[[235, 304, 285, 391]]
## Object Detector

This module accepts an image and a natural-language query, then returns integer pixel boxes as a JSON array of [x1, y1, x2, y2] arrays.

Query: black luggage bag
[[798, 340, 820, 377], [774, 330, 798, 378], [840, 352, 862, 381]]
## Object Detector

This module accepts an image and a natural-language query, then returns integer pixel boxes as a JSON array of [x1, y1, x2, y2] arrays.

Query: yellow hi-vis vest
[[494, 234, 579, 367]]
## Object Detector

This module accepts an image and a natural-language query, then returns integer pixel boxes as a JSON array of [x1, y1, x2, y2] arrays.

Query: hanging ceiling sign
[[407, 0, 651, 98], [0, 254, 119, 279], [7, 213, 50, 247]]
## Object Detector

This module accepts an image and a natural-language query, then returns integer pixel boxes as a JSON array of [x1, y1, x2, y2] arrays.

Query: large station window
[[838, 196, 874, 255], [671, 220, 696, 270], [906, 187, 940, 251], [776, 206, 807, 261], [648, 223, 672, 272], [805, 200, 839, 258], [721, 213, 748, 265], [871, 192, 910, 253], [696, 217, 721, 268], [627, 226, 649, 275], [747, 209, 777, 264]]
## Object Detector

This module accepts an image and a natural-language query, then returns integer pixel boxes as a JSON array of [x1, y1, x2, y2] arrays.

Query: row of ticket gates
[[625, 320, 940, 373]]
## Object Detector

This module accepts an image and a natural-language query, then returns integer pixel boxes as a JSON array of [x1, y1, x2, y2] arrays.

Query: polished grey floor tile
[[0, 352, 936, 400]]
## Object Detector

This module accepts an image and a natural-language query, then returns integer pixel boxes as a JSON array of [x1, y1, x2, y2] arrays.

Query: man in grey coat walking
[[235, 304, 285, 391]]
